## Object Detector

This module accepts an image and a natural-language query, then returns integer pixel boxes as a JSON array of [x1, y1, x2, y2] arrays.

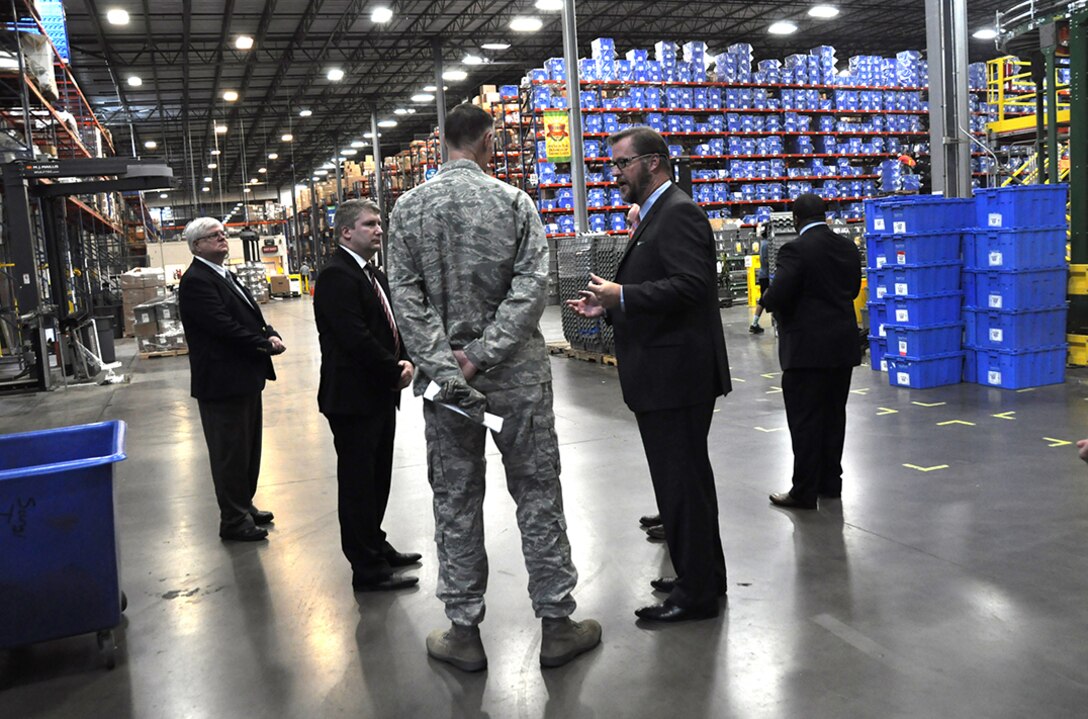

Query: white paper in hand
[[423, 380, 504, 433]]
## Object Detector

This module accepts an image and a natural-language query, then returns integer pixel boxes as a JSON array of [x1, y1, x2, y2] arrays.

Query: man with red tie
[[313, 198, 421, 592]]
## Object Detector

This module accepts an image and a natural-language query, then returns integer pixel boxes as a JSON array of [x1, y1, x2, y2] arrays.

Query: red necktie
[[368, 267, 400, 354]]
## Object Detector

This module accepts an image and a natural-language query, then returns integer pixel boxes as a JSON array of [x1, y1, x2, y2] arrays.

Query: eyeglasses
[[607, 153, 662, 171], [196, 230, 226, 243]]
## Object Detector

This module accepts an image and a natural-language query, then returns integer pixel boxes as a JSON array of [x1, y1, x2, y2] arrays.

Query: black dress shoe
[[645, 525, 666, 541], [250, 509, 275, 525], [385, 551, 422, 567], [639, 514, 663, 528], [353, 575, 419, 592], [769, 491, 817, 510], [650, 577, 728, 596], [635, 600, 719, 623], [220, 525, 268, 542]]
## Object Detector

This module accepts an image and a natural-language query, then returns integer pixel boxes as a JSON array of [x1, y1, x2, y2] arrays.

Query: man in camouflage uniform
[[388, 103, 601, 672]]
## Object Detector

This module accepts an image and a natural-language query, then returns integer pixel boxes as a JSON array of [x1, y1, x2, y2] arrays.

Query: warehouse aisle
[[4, 298, 1088, 718]]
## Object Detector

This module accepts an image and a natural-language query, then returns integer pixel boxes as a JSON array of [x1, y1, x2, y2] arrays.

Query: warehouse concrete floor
[[4, 298, 1088, 718]]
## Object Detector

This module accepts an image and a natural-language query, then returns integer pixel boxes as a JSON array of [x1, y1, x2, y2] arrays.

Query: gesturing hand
[[565, 291, 606, 318]]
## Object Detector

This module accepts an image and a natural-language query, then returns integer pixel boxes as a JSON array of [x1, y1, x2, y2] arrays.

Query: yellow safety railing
[[985, 55, 1070, 132]]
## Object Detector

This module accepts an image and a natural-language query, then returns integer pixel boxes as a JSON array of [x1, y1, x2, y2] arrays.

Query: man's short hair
[[607, 126, 670, 161], [445, 103, 493, 150], [792, 193, 828, 224], [183, 217, 224, 253], [335, 198, 381, 238]]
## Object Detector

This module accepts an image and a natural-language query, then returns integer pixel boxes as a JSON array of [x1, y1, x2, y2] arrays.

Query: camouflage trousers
[[422, 381, 578, 626]]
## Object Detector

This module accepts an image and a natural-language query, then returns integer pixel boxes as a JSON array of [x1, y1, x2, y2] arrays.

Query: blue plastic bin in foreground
[[0, 420, 127, 668]]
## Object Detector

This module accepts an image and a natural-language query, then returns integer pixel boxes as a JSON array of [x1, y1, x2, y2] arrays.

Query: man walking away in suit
[[566, 126, 731, 623], [178, 218, 286, 542], [313, 198, 421, 593], [389, 103, 600, 672], [760, 193, 862, 510]]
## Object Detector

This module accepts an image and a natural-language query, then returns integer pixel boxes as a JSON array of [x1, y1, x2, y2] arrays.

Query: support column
[[925, 0, 972, 197], [1066, 9, 1088, 352], [561, 0, 588, 233], [1043, 43, 1060, 185], [371, 112, 384, 219], [432, 39, 448, 164], [334, 134, 344, 203]]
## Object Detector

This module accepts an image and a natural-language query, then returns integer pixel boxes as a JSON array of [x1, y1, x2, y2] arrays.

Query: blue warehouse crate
[[889, 261, 961, 296], [962, 267, 1068, 311], [866, 267, 892, 300], [885, 291, 962, 326], [884, 322, 963, 358], [868, 335, 888, 372], [964, 344, 1067, 389], [963, 226, 1067, 270], [0, 421, 127, 652], [963, 305, 1067, 349], [867, 231, 962, 267], [975, 183, 1068, 229], [887, 351, 965, 389], [867, 301, 889, 337], [865, 196, 973, 235]]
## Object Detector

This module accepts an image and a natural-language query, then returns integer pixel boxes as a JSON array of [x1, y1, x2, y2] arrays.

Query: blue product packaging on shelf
[[963, 226, 1067, 270], [616, 60, 632, 81], [579, 58, 598, 81], [886, 352, 964, 389], [963, 306, 1067, 349], [654, 41, 678, 61], [626, 48, 648, 63], [546, 58, 567, 80], [591, 37, 615, 61], [962, 267, 1068, 310], [610, 213, 627, 231], [500, 85, 519, 98], [974, 184, 1068, 228], [610, 189, 624, 206], [964, 344, 1067, 389], [589, 214, 607, 232]]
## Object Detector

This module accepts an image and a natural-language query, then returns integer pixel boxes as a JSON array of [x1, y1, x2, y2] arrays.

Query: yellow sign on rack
[[543, 110, 571, 163]]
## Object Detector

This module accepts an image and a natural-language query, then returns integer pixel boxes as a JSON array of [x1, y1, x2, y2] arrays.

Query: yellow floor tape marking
[[937, 420, 976, 426], [766, 386, 782, 393], [876, 407, 898, 415], [903, 463, 949, 472], [760, 372, 781, 378], [1044, 437, 1072, 447], [992, 411, 1016, 420], [850, 388, 870, 395], [754, 426, 785, 432], [911, 401, 946, 408]]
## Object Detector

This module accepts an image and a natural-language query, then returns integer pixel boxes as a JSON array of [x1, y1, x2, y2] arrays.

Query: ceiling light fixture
[[315, 169, 329, 176], [144, 140, 157, 149], [327, 67, 345, 81], [268, 152, 279, 159], [411, 93, 435, 103], [768, 20, 798, 35], [258, 167, 267, 173], [244, 188, 251, 193], [340, 149, 358, 156], [364, 132, 381, 139], [281, 133, 294, 142], [299, 109, 312, 117], [808, 4, 840, 19], [423, 85, 448, 92], [106, 8, 129, 25], [210, 149, 221, 155], [203, 176, 213, 182], [127, 75, 142, 87], [463, 54, 486, 65], [972, 28, 998, 40], [377, 119, 397, 128], [481, 42, 511, 51], [509, 16, 543, 33], [350, 140, 366, 148], [202, 186, 211, 192], [159, 192, 168, 198], [223, 90, 239, 102], [235, 35, 254, 50], [207, 163, 217, 169], [442, 68, 468, 81], [215, 124, 228, 134], [535, 0, 562, 11], [371, 7, 393, 23]]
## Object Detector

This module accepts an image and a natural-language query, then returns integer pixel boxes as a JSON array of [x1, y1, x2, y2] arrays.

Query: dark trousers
[[782, 366, 853, 503], [197, 392, 263, 532], [635, 400, 727, 608], [325, 406, 396, 582]]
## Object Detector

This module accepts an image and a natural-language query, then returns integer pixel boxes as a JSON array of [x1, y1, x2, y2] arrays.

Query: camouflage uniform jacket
[[388, 158, 551, 395]]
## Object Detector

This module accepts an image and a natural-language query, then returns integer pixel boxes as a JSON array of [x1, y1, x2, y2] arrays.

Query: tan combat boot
[[426, 623, 487, 672], [540, 616, 602, 668]]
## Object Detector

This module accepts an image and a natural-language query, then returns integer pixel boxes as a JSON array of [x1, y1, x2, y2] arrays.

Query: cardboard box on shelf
[[120, 267, 165, 289]]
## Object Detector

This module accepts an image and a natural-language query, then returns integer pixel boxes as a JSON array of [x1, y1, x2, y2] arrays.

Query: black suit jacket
[[610, 184, 731, 413], [759, 223, 862, 370], [313, 247, 410, 416], [178, 259, 280, 401]]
